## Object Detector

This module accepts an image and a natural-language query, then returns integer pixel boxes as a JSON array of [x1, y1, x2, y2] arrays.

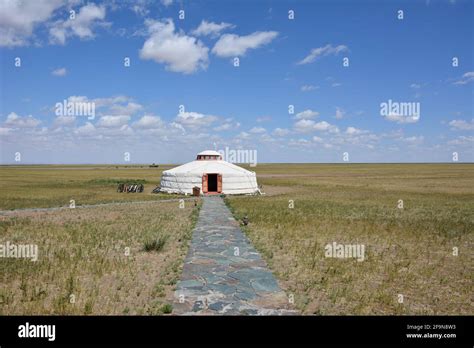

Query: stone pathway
[[174, 196, 296, 315]]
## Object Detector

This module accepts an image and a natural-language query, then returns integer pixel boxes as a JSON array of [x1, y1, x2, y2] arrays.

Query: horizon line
[[1, 162, 473, 166]]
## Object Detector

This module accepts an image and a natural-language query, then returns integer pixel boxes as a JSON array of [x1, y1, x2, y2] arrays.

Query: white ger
[[159, 150, 259, 195]]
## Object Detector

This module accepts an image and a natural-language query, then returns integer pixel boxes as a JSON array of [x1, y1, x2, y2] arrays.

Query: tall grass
[[0, 200, 201, 315], [143, 235, 168, 252], [226, 164, 474, 315]]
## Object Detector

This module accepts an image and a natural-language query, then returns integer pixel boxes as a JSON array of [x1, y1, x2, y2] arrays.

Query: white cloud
[[334, 107, 345, 119], [52, 67, 67, 76], [89, 95, 130, 108], [294, 119, 316, 133], [381, 129, 404, 139], [4, 112, 41, 128], [0, 127, 12, 136], [448, 135, 474, 145], [384, 114, 420, 124], [272, 128, 290, 137], [214, 120, 240, 131], [139, 19, 209, 74], [410, 83, 421, 89], [170, 121, 186, 134], [249, 126, 266, 134], [133, 115, 163, 129], [453, 72, 474, 85], [53, 115, 75, 127], [175, 111, 218, 129], [96, 115, 130, 128], [49, 25, 66, 45], [74, 122, 96, 136], [63, 95, 88, 104], [297, 44, 348, 65], [191, 20, 234, 38], [449, 119, 474, 131], [161, 0, 173, 6], [114, 124, 134, 139], [345, 126, 367, 135], [236, 131, 250, 139], [401, 136, 424, 145], [301, 85, 318, 92], [212, 31, 278, 57], [131, 0, 150, 16], [57, 95, 141, 117], [109, 102, 143, 116], [289, 138, 311, 147], [0, 0, 64, 47], [49, 3, 107, 45], [293, 119, 339, 134], [295, 109, 319, 120], [312, 136, 323, 143], [213, 123, 232, 131], [259, 133, 275, 142], [313, 121, 339, 133]]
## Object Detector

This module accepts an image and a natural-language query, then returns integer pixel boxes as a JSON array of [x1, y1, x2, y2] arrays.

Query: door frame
[[202, 173, 222, 194]]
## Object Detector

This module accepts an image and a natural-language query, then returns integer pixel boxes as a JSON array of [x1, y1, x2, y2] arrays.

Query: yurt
[[159, 150, 259, 195]]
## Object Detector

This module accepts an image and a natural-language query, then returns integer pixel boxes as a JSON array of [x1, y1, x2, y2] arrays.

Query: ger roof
[[163, 160, 254, 176], [197, 150, 222, 156]]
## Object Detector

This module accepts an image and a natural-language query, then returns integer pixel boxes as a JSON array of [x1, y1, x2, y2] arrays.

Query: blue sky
[[0, 0, 473, 164]]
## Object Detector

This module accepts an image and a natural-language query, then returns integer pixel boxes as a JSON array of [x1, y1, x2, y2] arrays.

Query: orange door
[[217, 174, 222, 193], [202, 174, 208, 193]]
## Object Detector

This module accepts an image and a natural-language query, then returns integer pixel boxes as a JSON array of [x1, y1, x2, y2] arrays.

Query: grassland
[[0, 163, 472, 315], [0, 200, 200, 315], [0, 165, 179, 210], [227, 163, 474, 315]]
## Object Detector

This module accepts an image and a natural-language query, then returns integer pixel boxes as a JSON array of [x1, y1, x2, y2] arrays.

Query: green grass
[[159, 303, 173, 314], [143, 235, 169, 252]]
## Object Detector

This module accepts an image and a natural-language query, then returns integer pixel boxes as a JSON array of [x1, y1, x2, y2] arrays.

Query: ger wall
[[159, 172, 258, 195]]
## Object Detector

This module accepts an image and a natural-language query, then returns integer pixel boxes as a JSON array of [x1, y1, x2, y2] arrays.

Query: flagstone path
[[174, 196, 296, 315]]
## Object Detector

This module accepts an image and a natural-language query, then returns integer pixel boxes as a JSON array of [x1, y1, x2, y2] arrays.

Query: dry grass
[[0, 165, 179, 210], [0, 200, 201, 315], [1, 163, 472, 315], [226, 163, 474, 315]]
